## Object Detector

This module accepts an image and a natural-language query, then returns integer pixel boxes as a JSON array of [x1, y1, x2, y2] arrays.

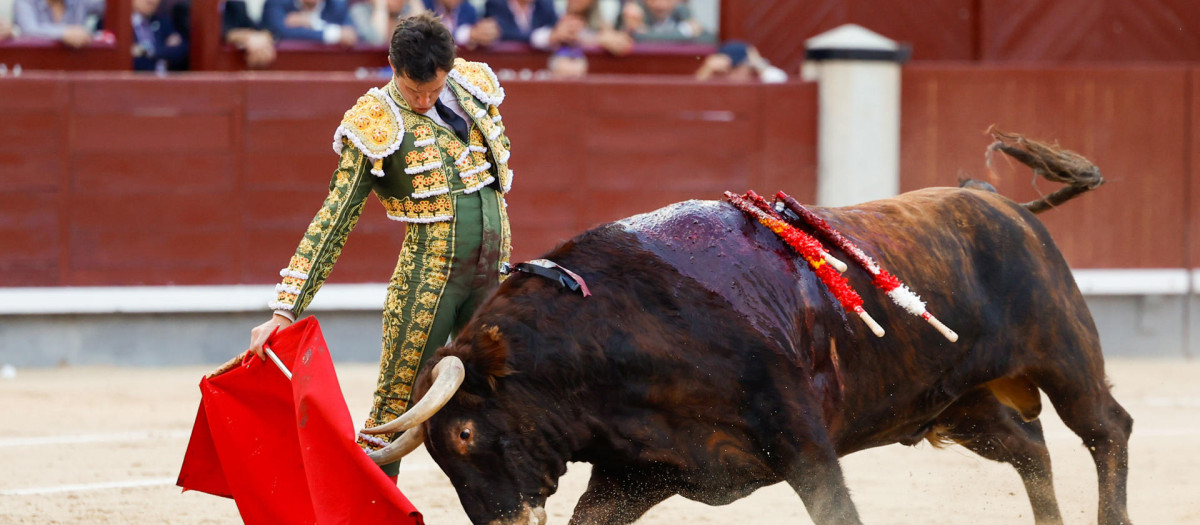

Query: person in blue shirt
[[426, 0, 498, 49], [222, 0, 277, 68], [483, 0, 577, 50], [262, 0, 357, 45], [13, 0, 104, 47]]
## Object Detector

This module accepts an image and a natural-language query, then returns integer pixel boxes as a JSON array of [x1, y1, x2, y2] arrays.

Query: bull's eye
[[452, 421, 475, 454]]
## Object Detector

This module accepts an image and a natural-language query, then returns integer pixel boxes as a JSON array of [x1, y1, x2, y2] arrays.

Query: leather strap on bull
[[724, 190, 958, 342], [502, 259, 591, 297]]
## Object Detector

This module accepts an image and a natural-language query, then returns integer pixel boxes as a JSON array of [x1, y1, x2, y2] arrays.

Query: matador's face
[[394, 69, 449, 114]]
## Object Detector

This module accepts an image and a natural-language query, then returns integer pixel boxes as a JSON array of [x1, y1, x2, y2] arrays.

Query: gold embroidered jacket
[[268, 59, 513, 317]]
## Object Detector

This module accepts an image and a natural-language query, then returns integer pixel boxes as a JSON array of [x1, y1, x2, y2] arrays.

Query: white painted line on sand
[[0, 430, 191, 448], [1139, 396, 1200, 408], [0, 477, 177, 496], [2, 464, 439, 497], [1043, 427, 1200, 441]]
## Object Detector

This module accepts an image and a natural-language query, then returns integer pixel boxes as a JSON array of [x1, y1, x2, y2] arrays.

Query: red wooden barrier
[[0, 73, 816, 287], [725, 0, 1200, 74], [901, 65, 1191, 269], [0, 76, 69, 285], [0, 68, 1193, 288], [721, 0, 977, 69], [1190, 68, 1200, 271]]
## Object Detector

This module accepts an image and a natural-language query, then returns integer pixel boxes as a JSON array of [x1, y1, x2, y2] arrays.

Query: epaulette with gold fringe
[[447, 58, 505, 107], [332, 88, 404, 177]]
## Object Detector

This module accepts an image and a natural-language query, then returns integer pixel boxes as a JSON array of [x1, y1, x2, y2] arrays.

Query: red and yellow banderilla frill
[[772, 191, 958, 342], [724, 191, 884, 337]]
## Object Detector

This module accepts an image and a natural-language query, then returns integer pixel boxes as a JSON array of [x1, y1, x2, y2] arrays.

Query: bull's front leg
[[569, 464, 675, 525], [774, 401, 863, 524], [782, 443, 863, 525]]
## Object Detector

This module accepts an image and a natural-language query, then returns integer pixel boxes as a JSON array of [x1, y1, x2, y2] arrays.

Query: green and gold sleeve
[[269, 140, 375, 318]]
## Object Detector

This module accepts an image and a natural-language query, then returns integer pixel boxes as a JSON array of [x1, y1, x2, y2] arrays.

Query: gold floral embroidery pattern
[[483, 98, 512, 194], [447, 58, 505, 107], [332, 90, 403, 174], [498, 195, 512, 283], [444, 140, 466, 162], [368, 216, 456, 430], [446, 80, 509, 195], [411, 170, 449, 198], [412, 124, 435, 146], [270, 144, 372, 314], [363, 72, 513, 224], [379, 194, 454, 223]]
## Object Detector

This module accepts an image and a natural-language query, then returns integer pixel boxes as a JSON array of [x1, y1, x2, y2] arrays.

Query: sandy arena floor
[[1, 358, 1197, 524]]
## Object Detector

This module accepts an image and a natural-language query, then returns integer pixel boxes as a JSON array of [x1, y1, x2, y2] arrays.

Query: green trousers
[[367, 187, 506, 475]]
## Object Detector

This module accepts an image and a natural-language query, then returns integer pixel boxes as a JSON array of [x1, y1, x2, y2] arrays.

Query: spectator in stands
[[620, 0, 708, 43], [0, 19, 12, 40], [131, 0, 188, 71], [262, 0, 357, 46], [695, 40, 787, 83], [562, 0, 631, 55], [223, 0, 276, 68], [483, 0, 578, 51], [13, 0, 104, 47], [547, 45, 586, 78], [162, 0, 190, 43], [424, 0, 498, 50], [348, 0, 422, 46]]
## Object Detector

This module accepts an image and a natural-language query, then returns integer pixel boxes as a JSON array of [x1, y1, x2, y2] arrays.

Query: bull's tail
[[983, 125, 1105, 214]]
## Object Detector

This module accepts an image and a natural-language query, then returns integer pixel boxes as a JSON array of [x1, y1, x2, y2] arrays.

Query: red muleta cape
[[177, 317, 423, 525]]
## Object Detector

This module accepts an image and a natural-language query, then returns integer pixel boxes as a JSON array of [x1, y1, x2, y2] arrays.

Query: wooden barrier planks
[[2, 68, 1193, 289], [65, 78, 242, 285], [0, 78, 69, 286], [901, 65, 1190, 269]]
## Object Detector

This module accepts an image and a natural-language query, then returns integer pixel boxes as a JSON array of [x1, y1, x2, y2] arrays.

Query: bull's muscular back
[[599, 186, 1094, 453]]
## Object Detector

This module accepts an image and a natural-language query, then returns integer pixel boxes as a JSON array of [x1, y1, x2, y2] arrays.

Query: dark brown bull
[[363, 132, 1131, 525]]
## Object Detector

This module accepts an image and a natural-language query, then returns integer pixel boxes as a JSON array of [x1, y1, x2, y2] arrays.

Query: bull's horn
[[368, 426, 425, 464], [361, 356, 465, 435]]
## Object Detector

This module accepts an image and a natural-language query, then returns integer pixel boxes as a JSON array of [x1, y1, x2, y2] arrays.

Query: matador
[[247, 13, 513, 477]]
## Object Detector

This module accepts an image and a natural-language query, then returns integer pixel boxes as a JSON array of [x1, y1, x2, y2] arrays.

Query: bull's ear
[[473, 325, 513, 391]]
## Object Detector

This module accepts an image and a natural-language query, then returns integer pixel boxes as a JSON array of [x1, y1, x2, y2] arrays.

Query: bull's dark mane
[[453, 226, 687, 386], [426, 227, 649, 400]]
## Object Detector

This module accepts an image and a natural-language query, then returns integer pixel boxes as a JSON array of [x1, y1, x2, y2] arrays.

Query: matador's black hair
[[389, 12, 456, 82]]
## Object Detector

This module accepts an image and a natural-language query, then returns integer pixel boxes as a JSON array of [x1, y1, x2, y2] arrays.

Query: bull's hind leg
[[1033, 368, 1134, 525], [931, 387, 1063, 524]]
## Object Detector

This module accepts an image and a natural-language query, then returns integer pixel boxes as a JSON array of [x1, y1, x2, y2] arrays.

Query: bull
[[362, 131, 1132, 525]]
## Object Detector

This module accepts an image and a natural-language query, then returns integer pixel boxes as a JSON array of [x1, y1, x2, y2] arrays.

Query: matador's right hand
[[247, 314, 293, 360]]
